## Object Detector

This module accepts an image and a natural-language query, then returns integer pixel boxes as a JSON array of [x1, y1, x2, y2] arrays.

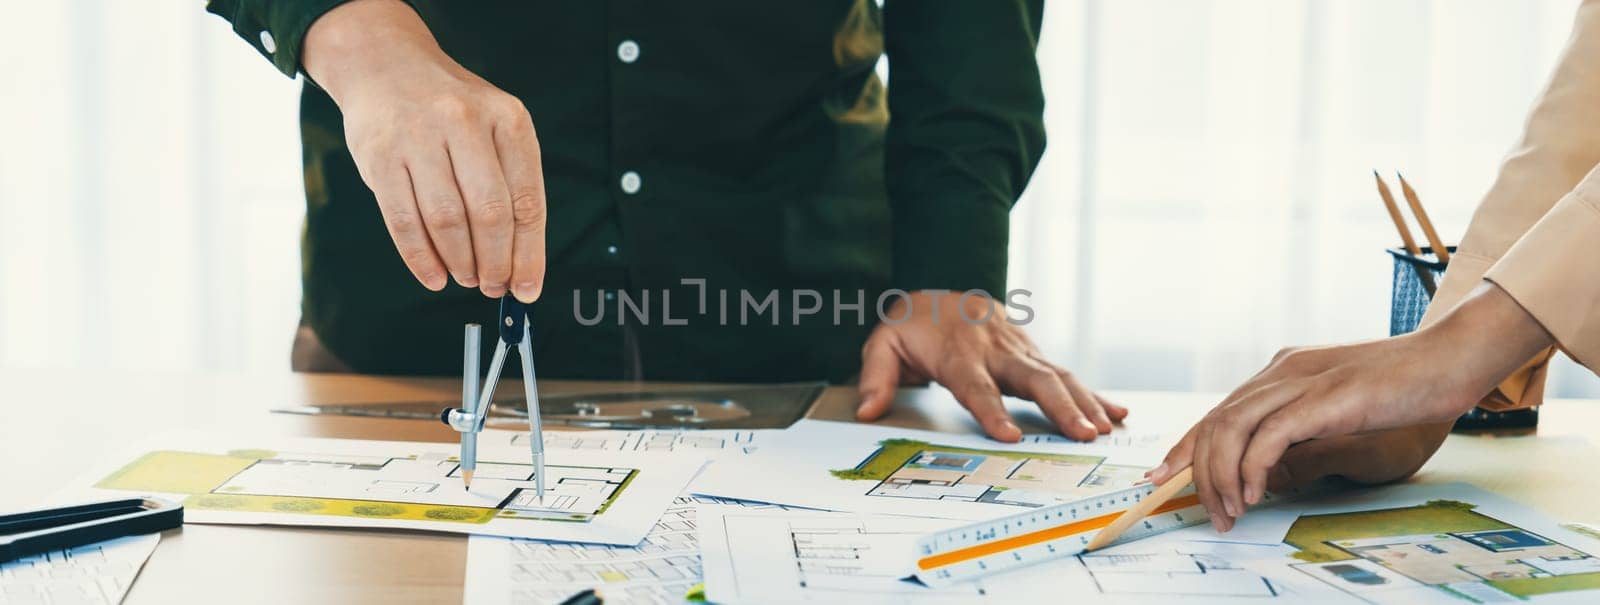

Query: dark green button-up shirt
[[206, 0, 1045, 383]]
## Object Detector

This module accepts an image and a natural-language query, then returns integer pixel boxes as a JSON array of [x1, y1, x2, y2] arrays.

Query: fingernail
[[453, 273, 478, 288], [1224, 500, 1239, 517], [514, 282, 538, 302], [483, 283, 507, 298], [997, 421, 1021, 442], [1245, 485, 1261, 506], [1209, 512, 1226, 532], [1148, 463, 1168, 482]]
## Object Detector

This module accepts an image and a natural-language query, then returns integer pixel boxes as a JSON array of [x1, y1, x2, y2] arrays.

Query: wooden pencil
[[1374, 171, 1422, 256], [1375, 171, 1436, 294], [1084, 466, 1194, 551], [1396, 173, 1452, 264]]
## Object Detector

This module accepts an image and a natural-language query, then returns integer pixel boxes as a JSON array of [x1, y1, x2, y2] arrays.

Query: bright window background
[[2, 0, 1597, 397]]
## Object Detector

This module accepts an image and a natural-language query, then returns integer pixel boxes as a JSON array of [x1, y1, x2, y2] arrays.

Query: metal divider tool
[[912, 481, 1206, 588], [441, 297, 545, 499]]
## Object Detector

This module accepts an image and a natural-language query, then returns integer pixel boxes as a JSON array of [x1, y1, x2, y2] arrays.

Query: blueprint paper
[[1071, 540, 1352, 603], [699, 483, 1600, 604], [1074, 483, 1600, 604], [1155, 505, 1303, 546], [0, 533, 159, 604], [462, 432, 785, 605], [464, 495, 794, 605], [1241, 482, 1600, 604], [81, 433, 706, 545], [689, 419, 1166, 520], [696, 507, 1338, 605], [696, 505, 1068, 604], [1053, 483, 1600, 604], [482, 428, 770, 457]]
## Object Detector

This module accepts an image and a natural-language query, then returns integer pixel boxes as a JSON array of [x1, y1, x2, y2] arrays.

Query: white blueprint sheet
[[464, 495, 792, 605], [697, 505, 1050, 604], [463, 429, 786, 604], [690, 419, 1166, 520], [699, 483, 1600, 605]]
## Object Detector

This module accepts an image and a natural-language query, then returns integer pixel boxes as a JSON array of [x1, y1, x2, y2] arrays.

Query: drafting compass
[[440, 297, 545, 499]]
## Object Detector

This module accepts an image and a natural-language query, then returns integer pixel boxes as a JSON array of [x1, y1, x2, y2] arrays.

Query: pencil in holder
[[1387, 246, 1448, 337], [1386, 246, 1538, 431]]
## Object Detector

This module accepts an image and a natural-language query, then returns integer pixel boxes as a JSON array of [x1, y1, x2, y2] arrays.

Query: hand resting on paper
[[1150, 281, 1554, 532], [855, 290, 1129, 442]]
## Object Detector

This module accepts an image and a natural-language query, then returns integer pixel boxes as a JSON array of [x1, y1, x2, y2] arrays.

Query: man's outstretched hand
[[856, 291, 1127, 442], [304, 0, 547, 302]]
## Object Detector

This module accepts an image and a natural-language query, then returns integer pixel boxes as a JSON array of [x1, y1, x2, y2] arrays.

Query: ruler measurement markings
[[913, 483, 1206, 585]]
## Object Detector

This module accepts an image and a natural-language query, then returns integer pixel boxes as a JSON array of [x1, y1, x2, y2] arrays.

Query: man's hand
[[1151, 282, 1553, 532], [303, 0, 546, 302], [856, 291, 1128, 442]]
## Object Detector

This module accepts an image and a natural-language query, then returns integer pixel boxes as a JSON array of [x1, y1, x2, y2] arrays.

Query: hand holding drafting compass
[[440, 297, 545, 499]]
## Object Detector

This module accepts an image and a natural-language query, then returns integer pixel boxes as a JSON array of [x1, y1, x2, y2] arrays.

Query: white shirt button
[[259, 30, 277, 54], [617, 40, 640, 64], [606, 245, 619, 255], [619, 171, 642, 195]]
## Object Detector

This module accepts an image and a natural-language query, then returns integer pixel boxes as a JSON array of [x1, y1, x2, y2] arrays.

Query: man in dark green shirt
[[206, 0, 1128, 442]]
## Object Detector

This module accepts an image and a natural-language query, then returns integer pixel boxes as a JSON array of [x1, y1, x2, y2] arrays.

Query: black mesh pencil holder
[[1387, 246, 1537, 430], [1387, 248, 1445, 337]]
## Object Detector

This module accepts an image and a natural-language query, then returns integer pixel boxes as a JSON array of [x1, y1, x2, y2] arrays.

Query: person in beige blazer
[[1149, 0, 1600, 532]]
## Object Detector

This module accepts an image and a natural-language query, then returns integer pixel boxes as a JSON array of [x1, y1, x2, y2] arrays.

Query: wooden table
[[1, 370, 1595, 603]]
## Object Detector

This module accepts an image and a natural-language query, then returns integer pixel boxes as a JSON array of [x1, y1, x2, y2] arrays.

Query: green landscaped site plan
[[1285, 500, 1600, 599], [830, 439, 1102, 481], [832, 439, 1147, 508], [1286, 500, 1511, 563], [95, 448, 636, 524]]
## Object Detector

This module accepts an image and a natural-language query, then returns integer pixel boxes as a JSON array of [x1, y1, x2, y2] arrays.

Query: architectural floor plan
[[503, 429, 764, 455], [697, 507, 1009, 604], [1080, 551, 1282, 597], [108, 449, 633, 523], [1283, 499, 1600, 603], [466, 495, 789, 605], [690, 420, 1163, 520], [840, 438, 1147, 508], [88, 434, 704, 544]]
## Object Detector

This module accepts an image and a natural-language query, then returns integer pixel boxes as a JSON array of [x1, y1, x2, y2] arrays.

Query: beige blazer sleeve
[[1420, 0, 1600, 410]]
